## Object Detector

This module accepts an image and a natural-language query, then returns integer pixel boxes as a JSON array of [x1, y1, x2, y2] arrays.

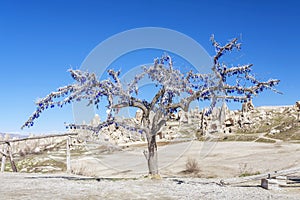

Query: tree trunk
[[147, 134, 158, 175]]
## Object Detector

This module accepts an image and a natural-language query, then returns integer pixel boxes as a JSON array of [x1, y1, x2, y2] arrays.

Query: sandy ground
[[1, 141, 300, 199], [77, 141, 300, 178]]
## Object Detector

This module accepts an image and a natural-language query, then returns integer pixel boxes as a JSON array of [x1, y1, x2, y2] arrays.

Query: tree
[[22, 36, 280, 175]]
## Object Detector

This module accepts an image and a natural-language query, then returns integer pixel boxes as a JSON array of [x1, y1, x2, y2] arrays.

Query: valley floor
[[2, 141, 300, 199]]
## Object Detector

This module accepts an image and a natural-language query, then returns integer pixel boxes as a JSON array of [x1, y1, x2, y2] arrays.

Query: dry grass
[[238, 163, 260, 177], [185, 157, 200, 174], [255, 138, 276, 143], [71, 161, 97, 177]]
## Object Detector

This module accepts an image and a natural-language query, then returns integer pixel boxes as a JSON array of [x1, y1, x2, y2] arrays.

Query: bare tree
[[22, 36, 280, 175]]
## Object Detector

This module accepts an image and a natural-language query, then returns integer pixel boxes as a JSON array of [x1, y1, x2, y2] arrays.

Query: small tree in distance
[[22, 35, 280, 176]]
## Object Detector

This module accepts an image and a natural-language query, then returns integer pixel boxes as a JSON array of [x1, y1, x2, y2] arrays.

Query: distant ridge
[[0, 132, 28, 139], [256, 105, 294, 110]]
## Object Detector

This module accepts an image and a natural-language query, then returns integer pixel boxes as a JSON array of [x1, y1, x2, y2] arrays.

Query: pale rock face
[[112, 130, 120, 138], [229, 110, 235, 118], [178, 110, 188, 123], [104, 135, 110, 141], [225, 118, 234, 127], [295, 101, 300, 111], [258, 111, 266, 120], [108, 123, 116, 132], [242, 118, 252, 125], [269, 129, 280, 135], [91, 114, 101, 127], [242, 99, 254, 113], [33, 147, 41, 154], [189, 107, 200, 118], [211, 107, 220, 120], [219, 102, 229, 125], [135, 109, 143, 124], [4, 134, 10, 140]]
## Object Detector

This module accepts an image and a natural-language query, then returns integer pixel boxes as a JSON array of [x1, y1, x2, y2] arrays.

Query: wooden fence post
[[1, 144, 8, 172], [261, 178, 269, 189], [66, 136, 71, 173], [7, 143, 17, 172]]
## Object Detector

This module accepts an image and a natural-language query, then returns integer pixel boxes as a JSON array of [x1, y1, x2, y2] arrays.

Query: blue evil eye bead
[[260, 87, 263, 92]]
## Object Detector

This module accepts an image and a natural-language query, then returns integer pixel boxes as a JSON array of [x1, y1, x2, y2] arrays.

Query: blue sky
[[0, 0, 299, 134]]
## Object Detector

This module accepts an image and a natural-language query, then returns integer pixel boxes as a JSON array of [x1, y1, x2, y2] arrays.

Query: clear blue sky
[[0, 0, 299, 134]]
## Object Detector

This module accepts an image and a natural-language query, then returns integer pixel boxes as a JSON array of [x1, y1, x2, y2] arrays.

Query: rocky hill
[[66, 102, 300, 145]]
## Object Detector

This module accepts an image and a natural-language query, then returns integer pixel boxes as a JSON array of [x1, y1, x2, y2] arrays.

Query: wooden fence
[[0, 132, 78, 173]]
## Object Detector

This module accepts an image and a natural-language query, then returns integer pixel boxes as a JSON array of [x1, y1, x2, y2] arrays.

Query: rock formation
[[242, 99, 254, 113], [135, 109, 143, 124]]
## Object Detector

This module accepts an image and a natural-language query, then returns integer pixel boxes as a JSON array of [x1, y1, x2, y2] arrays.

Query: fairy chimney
[[135, 109, 143, 124]]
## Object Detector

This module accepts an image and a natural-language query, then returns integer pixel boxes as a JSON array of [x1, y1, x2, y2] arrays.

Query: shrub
[[185, 157, 200, 174]]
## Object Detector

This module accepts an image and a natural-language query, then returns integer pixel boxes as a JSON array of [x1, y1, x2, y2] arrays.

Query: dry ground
[[2, 141, 300, 199], [1, 172, 300, 200], [72, 141, 300, 179]]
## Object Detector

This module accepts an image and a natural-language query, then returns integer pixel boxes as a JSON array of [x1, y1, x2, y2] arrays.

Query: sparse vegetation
[[255, 138, 276, 143], [238, 163, 260, 177], [185, 157, 200, 174], [239, 171, 261, 177], [222, 135, 258, 142], [71, 161, 97, 177]]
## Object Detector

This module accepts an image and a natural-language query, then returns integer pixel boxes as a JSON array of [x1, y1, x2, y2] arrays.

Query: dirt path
[[253, 132, 282, 143]]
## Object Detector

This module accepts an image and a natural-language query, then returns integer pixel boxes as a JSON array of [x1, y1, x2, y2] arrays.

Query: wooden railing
[[0, 132, 78, 173]]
